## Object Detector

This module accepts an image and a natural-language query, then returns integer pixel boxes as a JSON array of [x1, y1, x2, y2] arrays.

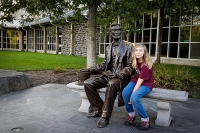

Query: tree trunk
[[86, 2, 98, 68], [157, 7, 164, 63]]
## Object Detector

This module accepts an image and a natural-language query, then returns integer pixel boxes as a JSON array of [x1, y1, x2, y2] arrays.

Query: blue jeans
[[122, 82, 151, 118]]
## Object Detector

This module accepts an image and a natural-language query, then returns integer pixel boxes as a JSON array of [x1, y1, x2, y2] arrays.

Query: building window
[[169, 43, 178, 58], [3, 30, 19, 49], [0, 31, 1, 49], [99, 8, 200, 62], [161, 43, 168, 57], [47, 26, 56, 52], [59, 27, 62, 53], [191, 25, 200, 42], [36, 29, 44, 51], [179, 43, 189, 58], [28, 30, 34, 51], [190, 43, 200, 59], [180, 26, 190, 42]]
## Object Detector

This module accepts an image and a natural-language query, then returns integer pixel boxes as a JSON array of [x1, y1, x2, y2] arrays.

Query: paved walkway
[[0, 84, 200, 133]]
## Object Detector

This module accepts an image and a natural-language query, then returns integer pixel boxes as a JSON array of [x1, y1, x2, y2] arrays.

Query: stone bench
[[66, 81, 188, 127]]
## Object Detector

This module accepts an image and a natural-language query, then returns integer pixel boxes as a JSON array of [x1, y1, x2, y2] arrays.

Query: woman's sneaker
[[138, 121, 150, 130], [124, 116, 135, 125]]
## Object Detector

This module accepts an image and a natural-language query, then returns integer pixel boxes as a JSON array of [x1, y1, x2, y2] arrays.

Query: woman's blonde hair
[[132, 43, 153, 69]]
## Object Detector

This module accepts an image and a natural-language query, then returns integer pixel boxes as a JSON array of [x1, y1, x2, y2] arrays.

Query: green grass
[[0, 50, 104, 71]]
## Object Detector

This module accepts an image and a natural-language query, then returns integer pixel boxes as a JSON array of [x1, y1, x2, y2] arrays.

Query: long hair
[[132, 43, 153, 69]]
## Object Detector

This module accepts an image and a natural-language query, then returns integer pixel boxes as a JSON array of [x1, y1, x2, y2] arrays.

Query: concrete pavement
[[0, 84, 200, 133]]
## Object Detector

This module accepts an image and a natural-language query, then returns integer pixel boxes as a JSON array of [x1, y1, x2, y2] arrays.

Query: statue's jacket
[[89, 40, 135, 106]]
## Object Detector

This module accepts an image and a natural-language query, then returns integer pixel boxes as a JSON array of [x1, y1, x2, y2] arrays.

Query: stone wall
[[61, 24, 72, 55], [61, 22, 100, 56]]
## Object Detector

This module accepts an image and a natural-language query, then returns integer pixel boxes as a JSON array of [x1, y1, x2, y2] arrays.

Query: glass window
[[143, 30, 150, 42], [180, 26, 190, 42], [122, 32, 126, 40], [136, 32, 142, 43], [144, 44, 149, 52], [151, 29, 157, 42], [150, 43, 156, 56], [169, 43, 178, 58], [191, 25, 200, 42], [100, 44, 104, 54], [190, 43, 200, 59], [59, 27, 62, 35], [170, 27, 179, 42], [152, 12, 158, 28], [0, 31, 1, 48], [129, 32, 135, 43], [144, 13, 151, 28], [161, 43, 168, 57], [163, 16, 170, 27], [47, 26, 56, 51], [36, 29, 44, 50], [179, 43, 189, 58], [193, 14, 200, 25], [3, 30, 19, 49], [28, 30, 34, 50], [7, 41, 10, 48], [162, 28, 168, 42], [100, 35, 105, 43]]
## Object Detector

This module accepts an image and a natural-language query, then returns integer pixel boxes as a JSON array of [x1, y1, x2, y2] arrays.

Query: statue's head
[[110, 23, 122, 40]]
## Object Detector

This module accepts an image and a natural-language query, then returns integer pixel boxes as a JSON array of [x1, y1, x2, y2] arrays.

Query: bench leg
[[155, 101, 172, 127], [78, 91, 90, 113]]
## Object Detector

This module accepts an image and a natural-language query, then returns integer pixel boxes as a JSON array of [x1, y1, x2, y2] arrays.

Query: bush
[[52, 67, 66, 73], [194, 88, 200, 99], [154, 63, 198, 97]]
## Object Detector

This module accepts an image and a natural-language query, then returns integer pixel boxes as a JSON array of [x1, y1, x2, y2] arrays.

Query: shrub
[[52, 67, 66, 73], [154, 63, 198, 97], [194, 88, 200, 99]]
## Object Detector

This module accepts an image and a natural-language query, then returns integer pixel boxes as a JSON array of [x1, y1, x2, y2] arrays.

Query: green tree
[[0, 0, 26, 29]]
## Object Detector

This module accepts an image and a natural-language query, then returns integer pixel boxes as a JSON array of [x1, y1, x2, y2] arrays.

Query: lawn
[[0, 50, 104, 71]]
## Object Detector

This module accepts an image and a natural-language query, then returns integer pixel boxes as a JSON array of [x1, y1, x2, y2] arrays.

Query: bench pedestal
[[79, 91, 90, 112], [155, 101, 172, 127]]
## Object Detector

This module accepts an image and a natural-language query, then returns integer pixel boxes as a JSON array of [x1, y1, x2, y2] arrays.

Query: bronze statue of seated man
[[79, 23, 134, 128]]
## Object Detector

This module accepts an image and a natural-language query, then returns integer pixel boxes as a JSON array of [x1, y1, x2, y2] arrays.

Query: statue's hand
[[109, 73, 116, 79], [79, 68, 90, 72], [102, 70, 116, 79], [116, 73, 124, 79]]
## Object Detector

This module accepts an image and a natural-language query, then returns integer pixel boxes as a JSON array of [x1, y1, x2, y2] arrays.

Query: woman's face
[[135, 46, 144, 59]]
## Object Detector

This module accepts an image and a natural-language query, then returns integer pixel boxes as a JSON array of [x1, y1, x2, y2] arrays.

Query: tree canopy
[[2, 0, 200, 31]]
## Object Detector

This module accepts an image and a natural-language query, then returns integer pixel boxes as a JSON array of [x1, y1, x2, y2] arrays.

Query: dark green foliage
[[154, 63, 199, 97], [194, 88, 200, 99]]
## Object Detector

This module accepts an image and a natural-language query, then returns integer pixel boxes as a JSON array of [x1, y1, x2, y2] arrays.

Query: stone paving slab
[[0, 84, 200, 133]]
